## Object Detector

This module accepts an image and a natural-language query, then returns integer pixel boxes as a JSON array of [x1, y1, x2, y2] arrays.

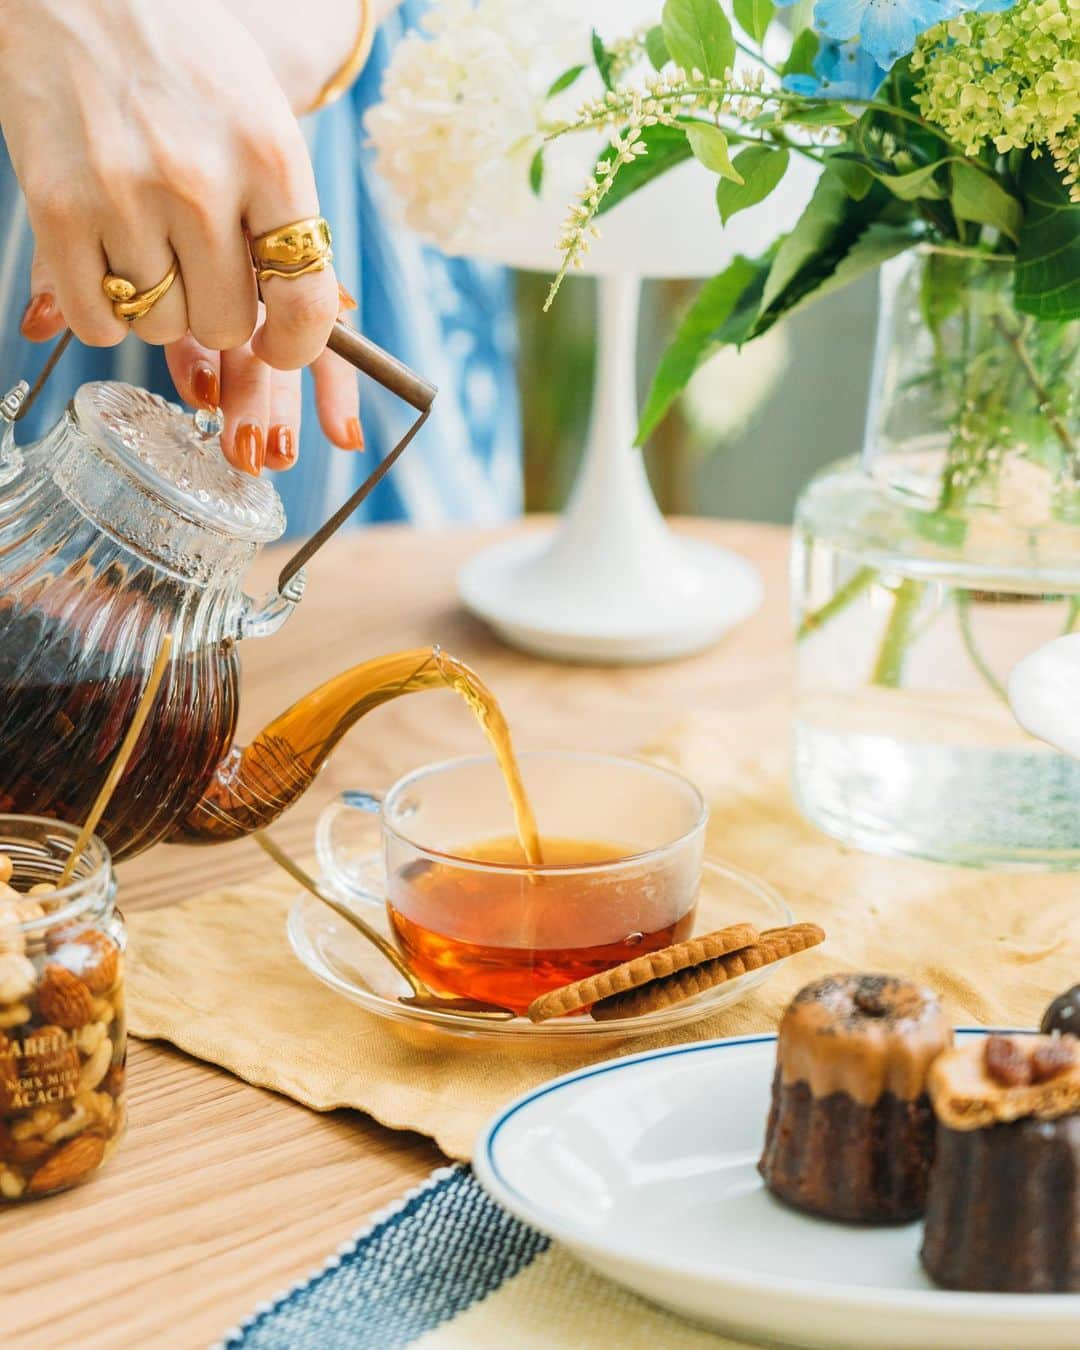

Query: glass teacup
[[317, 751, 707, 1015]]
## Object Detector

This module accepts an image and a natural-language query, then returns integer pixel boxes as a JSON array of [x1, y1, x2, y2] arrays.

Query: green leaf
[[529, 148, 544, 197], [1015, 152, 1080, 321], [795, 222, 918, 311], [685, 123, 743, 183], [716, 145, 789, 223], [636, 255, 765, 442], [755, 171, 916, 333], [547, 64, 586, 98], [826, 153, 874, 201], [950, 160, 1022, 243], [662, 0, 735, 80], [594, 124, 694, 216], [645, 24, 670, 69], [873, 161, 947, 201], [784, 104, 857, 128], [761, 169, 854, 312], [592, 29, 615, 90], [733, 0, 774, 44], [781, 28, 819, 80], [920, 248, 967, 334]]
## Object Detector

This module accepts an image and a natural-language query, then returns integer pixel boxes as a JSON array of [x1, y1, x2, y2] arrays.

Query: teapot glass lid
[[72, 382, 285, 544]]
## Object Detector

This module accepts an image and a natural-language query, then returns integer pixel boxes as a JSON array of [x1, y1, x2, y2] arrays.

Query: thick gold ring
[[102, 257, 180, 322], [250, 217, 333, 283]]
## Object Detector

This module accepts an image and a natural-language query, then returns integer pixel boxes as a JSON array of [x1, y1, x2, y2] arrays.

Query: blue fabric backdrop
[[0, 2, 522, 540]]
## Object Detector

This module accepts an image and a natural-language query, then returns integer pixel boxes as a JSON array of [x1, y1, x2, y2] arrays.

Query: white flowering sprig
[[544, 65, 812, 309]]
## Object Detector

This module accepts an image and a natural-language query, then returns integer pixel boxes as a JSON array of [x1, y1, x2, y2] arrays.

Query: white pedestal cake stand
[[460, 268, 766, 662], [457, 142, 817, 663]]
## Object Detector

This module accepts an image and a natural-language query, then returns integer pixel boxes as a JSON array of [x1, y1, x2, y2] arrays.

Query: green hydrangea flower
[[912, 0, 1080, 198]]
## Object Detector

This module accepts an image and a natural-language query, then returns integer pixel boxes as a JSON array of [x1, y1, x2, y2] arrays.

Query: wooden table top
[[5, 518, 790, 1350]]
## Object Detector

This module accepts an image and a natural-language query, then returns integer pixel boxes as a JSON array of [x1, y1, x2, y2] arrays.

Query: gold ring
[[250, 217, 333, 283], [102, 258, 180, 322]]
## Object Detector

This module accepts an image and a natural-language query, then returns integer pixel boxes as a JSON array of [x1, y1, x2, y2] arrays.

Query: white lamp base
[[458, 528, 762, 663], [458, 272, 762, 664]]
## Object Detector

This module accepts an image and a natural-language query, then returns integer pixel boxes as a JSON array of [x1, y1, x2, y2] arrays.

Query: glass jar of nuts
[[0, 815, 125, 1202]]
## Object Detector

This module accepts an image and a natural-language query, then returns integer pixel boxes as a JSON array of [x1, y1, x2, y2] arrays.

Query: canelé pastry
[[921, 1034, 1079, 1292], [758, 974, 952, 1222], [1042, 984, 1080, 1038]]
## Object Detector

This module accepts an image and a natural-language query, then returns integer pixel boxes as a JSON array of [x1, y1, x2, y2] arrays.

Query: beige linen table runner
[[128, 704, 1080, 1160]]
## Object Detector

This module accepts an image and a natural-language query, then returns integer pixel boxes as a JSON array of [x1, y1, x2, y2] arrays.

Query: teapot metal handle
[[274, 322, 436, 596], [0, 329, 75, 481]]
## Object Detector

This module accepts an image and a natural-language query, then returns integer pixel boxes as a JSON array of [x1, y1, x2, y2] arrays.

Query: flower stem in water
[[871, 579, 925, 687]]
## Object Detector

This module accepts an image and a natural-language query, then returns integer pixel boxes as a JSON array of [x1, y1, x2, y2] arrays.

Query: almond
[[47, 931, 119, 996], [27, 1134, 105, 1194], [9, 1137, 51, 1166], [36, 966, 94, 1029]]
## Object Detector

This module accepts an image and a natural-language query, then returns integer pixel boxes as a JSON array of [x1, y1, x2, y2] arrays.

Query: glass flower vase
[[792, 248, 1080, 868]]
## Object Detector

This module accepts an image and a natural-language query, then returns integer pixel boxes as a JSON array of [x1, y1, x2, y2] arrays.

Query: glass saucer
[[287, 856, 792, 1045]]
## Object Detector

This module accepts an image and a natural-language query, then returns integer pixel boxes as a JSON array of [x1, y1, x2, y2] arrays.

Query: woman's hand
[[0, 0, 341, 382], [22, 258, 364, 471]]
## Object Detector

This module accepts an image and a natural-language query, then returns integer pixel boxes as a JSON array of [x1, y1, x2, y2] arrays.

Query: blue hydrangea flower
[[782, 38, 888, 100], [813, 0, 950, 67], [773, 0, 1019, 81]]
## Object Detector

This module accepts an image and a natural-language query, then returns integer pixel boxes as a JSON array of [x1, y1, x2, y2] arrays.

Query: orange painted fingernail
[[234, 422, 264, 476], [337, 283, 358, 312], [344, 417, 364, 451], [269, 424, 296, 465], [20, 293, 55, 337], [191, 362, 220, 411]]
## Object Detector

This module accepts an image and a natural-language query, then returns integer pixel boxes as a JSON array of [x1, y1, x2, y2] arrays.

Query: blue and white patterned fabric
[[0, 2, 522, 540], [218, 1166, 743, 1348], [219, 1167, 549, 1349]]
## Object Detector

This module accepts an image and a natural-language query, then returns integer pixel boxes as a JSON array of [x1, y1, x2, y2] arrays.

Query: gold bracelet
[[307, 0, 375, 114]]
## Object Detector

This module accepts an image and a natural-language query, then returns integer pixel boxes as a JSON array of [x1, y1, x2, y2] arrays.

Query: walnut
[[1030, 1037, 1076, 1084], [984, 1035, 1032, 1087]]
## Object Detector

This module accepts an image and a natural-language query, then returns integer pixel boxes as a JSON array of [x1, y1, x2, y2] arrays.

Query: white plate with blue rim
[[474, 1029, 1079, 1349]]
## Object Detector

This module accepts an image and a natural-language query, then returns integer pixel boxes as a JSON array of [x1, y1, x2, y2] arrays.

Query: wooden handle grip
[[326, 322, 437, 413]]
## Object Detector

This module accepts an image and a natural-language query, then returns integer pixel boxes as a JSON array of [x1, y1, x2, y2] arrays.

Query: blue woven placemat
[[218, 1167, 549, 1349]]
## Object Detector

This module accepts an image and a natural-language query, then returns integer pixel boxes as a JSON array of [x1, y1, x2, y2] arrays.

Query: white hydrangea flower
[[365, 0, 589, 251]]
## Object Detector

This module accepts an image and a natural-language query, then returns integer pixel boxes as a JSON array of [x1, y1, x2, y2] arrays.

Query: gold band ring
[[102, 257, 181, 322], [250, 217, 333, 283]]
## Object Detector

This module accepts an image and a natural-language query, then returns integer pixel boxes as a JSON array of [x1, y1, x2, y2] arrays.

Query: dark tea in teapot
[[0, 600, 238, 857]]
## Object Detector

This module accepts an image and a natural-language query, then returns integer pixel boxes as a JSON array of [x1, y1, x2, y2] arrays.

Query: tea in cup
[[317, 752, 707, 1016]]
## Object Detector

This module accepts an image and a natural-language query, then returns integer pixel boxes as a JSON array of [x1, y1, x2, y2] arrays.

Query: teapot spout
[[167, 647, 466, 845]]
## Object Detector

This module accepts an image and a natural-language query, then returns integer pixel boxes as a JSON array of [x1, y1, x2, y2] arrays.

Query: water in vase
[[793, 470, 1080, 868]]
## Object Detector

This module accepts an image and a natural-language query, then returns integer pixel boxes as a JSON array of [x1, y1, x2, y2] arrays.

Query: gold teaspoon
[[58, 632, 173, 887], [253, 832, 515, 1021]]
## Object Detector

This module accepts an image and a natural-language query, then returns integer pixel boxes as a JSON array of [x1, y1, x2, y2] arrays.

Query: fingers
[[29, 212, 126, 348], [166, 332, 299, 475], [171, 211, 259, 353], [100, 227, 189, 347], [20, 252, 66, 343], [312, 346, 363, 450], [220, 342, 271, 474], [266, 368, 302, 471], [164, 335, 221, 413], [244, 136, 339, 371]]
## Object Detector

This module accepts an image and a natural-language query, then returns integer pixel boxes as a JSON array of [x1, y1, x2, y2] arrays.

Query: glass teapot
[[0, 329, 438, 859]]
